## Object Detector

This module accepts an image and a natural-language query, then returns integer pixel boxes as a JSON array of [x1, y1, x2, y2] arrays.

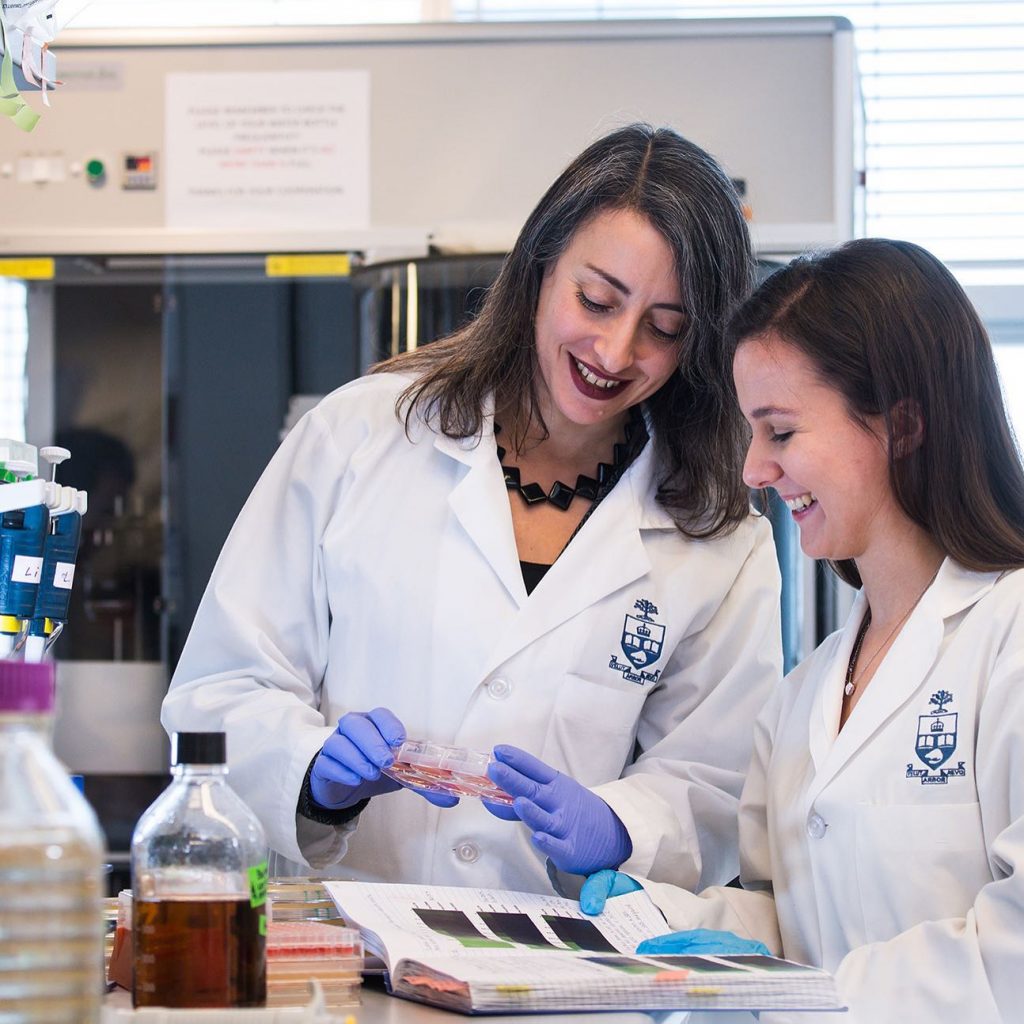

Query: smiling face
[[531, 208, 685, 438], [733, 331, 899, 562]]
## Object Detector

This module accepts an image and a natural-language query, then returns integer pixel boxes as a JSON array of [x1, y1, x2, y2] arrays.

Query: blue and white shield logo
[[621, 601, 665, 669], [916, 711, 958, 769]]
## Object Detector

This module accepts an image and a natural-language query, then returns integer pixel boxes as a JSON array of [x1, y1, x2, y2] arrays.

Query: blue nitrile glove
[[310, 708, 459, 810], [636, 929, 771, 957], [483, 745, 632, 876], [580, 869, 643, 916]]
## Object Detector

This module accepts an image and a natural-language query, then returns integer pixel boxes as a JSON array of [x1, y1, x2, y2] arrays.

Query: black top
[[520, 560, 553, 595]]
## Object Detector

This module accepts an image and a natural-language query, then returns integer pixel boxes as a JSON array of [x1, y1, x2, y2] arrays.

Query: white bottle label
[[11, 555, 42, 583], [53, 562, 75, 590]]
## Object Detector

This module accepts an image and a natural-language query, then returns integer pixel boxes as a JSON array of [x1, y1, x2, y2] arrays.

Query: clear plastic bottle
[[0, 659, 105, 1022], [131, 731, 268, 1008]]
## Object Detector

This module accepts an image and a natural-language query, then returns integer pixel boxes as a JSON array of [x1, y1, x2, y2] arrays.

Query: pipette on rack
[[25, 446, 86, 662], [0, 441, 48, 658]]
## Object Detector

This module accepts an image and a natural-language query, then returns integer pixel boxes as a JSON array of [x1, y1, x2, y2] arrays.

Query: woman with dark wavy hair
[[164, 124, 782, 894], [583, 237, 1024, 1022]]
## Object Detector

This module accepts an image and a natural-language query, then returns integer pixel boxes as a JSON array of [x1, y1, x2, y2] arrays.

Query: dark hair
[[726, 237, 1024, 587], [373, 123, 755, 538]]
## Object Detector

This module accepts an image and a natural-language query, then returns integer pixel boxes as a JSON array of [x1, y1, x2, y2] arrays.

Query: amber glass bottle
[[131, 731, 268, 1007]]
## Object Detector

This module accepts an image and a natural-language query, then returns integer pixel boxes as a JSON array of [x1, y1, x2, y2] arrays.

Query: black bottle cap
[[172, 731, 226, 766]]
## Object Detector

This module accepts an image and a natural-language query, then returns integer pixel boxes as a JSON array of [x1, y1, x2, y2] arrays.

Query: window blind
[[66, 1, 426, 27]]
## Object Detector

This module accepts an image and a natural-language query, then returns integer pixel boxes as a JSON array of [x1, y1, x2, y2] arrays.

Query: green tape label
[[248, 860, 268, 908]]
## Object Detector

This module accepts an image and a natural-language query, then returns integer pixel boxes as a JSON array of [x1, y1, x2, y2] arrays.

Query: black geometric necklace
[[494, 413, 644, 512]]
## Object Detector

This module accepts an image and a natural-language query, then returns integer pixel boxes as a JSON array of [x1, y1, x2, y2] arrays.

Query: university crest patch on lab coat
[[906, 689, 966, 785], [608, 598, 664, 685]]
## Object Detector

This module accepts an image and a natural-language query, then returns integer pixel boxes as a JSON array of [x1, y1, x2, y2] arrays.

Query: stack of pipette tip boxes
[[266, 921, 363, 1011], [265, 879, 363, 1010]]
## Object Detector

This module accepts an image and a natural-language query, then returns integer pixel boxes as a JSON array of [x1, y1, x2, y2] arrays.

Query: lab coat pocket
[[854, 801, 990, 943], [543, 674, 646, 787]]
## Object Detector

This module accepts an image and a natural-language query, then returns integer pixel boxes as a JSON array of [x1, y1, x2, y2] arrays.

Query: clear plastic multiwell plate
[[267, 921, 363, 959], [381, 739, 514, 805]]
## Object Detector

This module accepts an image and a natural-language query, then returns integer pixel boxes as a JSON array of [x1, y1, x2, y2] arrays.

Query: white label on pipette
[[53, 562, 75, 590], [11, 555, 42, 583]]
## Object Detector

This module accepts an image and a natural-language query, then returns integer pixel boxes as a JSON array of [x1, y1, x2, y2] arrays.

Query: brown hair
[[373, 123, 755, 538], [726, 237, 1024, 586]]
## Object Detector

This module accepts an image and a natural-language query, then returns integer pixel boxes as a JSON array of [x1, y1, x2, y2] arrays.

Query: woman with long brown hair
[[583, 237, 1024, 1022], [163, 124, 782, 894]]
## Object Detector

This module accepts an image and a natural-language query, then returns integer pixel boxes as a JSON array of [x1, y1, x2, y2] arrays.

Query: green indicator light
[[86, 158, 105, 181]]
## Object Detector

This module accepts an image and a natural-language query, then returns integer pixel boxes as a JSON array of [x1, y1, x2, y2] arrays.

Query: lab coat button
[[806, 813, 827, 840], [486, 677, 512, 700], [455, 841, 480, 863]]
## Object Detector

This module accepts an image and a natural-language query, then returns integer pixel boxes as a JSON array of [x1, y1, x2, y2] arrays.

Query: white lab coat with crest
[[640, 558, 1024, 1023], [162, 372, 782, 894]]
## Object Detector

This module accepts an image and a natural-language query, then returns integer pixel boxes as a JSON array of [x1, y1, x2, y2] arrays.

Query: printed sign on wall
[[165, 69, 370, 231]]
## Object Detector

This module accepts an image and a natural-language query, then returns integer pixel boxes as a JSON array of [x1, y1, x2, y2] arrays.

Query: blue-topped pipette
[[0, 441, 47, 658], [25, 447, 86, 662]]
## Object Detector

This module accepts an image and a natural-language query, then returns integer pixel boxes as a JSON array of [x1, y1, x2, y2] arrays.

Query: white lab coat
[[640, 558, 1024, 1023], [163, 372, 782, 894]]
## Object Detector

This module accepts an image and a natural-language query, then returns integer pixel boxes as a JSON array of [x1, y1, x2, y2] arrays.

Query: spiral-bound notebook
[[324, 881, 843, 1016]]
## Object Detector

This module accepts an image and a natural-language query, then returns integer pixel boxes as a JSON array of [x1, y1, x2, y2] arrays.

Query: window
[[994, 338, 1024, 450], [0, 280, 28, 441], [66, 1, 427, 27]]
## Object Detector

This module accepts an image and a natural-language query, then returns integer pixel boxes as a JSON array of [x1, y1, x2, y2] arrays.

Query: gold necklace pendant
[[844, 611, 872, 697]]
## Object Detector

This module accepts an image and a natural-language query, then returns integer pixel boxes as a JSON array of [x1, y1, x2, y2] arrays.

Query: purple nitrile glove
[[636, 929, 771, 957], [483, 744, 632, 876], [579, 869, 643, 916], [310, 708, 458, 810]]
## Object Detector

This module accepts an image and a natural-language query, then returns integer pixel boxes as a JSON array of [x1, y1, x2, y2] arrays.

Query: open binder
[[325, 881, 843, 1015]]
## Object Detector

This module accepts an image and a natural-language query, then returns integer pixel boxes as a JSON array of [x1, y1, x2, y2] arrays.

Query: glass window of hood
[[352, 254, 507, 368]]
